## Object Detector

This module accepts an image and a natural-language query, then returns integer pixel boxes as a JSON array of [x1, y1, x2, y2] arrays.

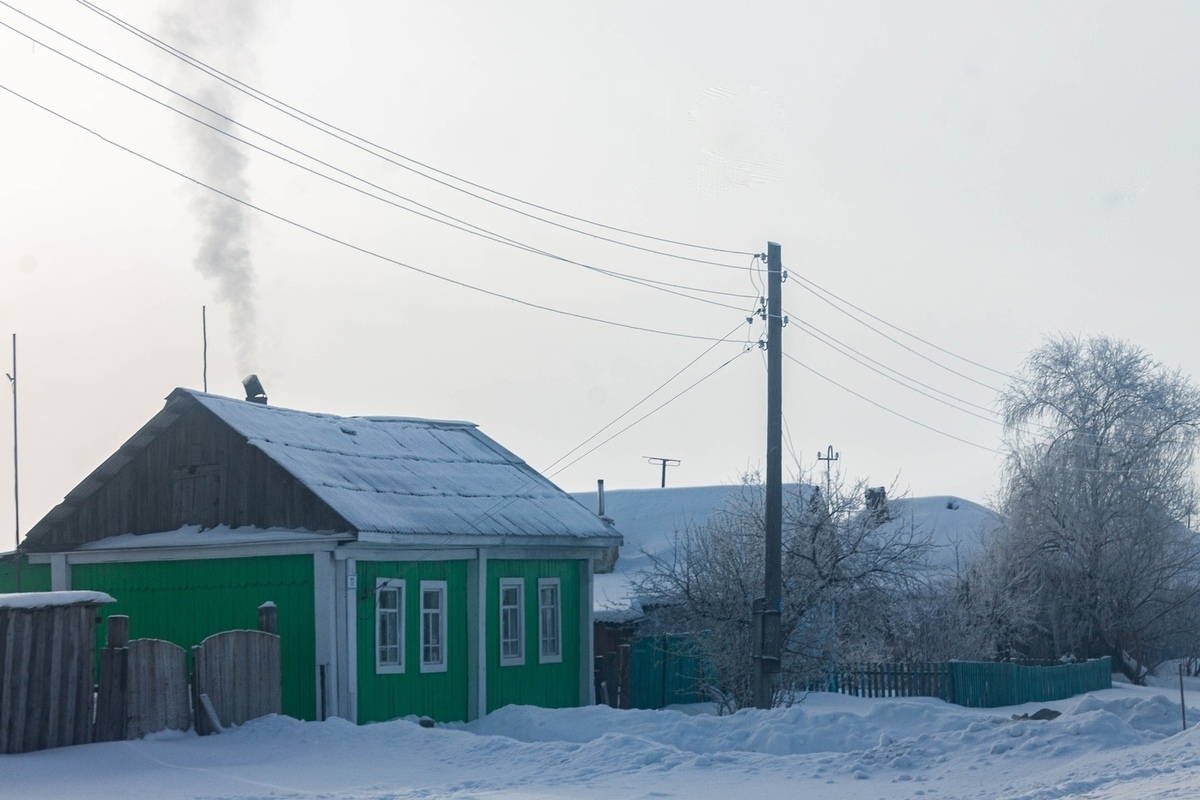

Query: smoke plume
[[164, 2, 261, 373]]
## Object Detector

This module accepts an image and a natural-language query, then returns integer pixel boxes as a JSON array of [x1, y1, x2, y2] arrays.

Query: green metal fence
[[815, 657, 1112, 708], [947, 657, 1111, 707], [629, 635, 706, 709]]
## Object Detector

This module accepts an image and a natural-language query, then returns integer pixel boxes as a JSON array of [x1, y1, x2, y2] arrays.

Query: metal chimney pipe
[[242, 374, 268, 405], [597, 479, 605, 517]]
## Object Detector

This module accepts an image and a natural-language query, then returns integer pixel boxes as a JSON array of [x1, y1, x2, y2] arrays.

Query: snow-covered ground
[[8, 680, 1200, 798]]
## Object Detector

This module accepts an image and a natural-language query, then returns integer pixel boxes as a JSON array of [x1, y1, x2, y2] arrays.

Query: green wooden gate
[[629, 635, 706, 709]]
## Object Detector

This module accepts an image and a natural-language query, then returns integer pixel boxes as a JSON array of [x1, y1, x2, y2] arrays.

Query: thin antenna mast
[[6, 335, 19, 585], [6, 334, 17, 552], [643, 456, 681, 488], [202, 306, 208, 392]]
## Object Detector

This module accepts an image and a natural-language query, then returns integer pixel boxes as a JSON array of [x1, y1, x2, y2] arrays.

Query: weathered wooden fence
[[192, 603, 281, 735], [594, 644, 631, 709], [2, 597, 281, 751], [0, 591, 114, 754], [95, 616, 190, 742], [811, 658, 1112, 708], [814, 662, 954, 701]]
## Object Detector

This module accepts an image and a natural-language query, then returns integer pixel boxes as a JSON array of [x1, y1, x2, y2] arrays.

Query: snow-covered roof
[[879, 496, 1004, 573], [574, 485, 1002, 613], [0, 590, 115, 610], [185, 390, 617, 541], [574, 484, 794, 613]]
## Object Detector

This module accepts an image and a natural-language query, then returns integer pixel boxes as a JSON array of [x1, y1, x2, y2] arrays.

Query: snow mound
[[6, 685, 1200, 799]]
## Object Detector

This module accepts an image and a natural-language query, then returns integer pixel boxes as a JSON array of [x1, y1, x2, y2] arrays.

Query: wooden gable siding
[[32, 402, 351, 550]]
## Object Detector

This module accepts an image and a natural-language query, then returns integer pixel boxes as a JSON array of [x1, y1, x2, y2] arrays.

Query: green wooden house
[[13, 388, 621, 724]]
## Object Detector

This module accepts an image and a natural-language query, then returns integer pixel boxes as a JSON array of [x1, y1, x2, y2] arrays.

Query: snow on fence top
[[0, 590, 115, 610]]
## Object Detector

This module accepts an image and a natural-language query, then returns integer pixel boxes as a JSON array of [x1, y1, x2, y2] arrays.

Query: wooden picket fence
[[2, 597, 282, 752], [95, 602, 281, 741], [192, 628, 281, 734], [813, 662, 954, 701], [0, 595, 111, 754], [809, 658, 1112, 708], [95, 616, 190, 742]]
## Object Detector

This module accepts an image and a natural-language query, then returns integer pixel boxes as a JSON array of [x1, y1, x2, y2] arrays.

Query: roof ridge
[[173, 388, 477, 427]]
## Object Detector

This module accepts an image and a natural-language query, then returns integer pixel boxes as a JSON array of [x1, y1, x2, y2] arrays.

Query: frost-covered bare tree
[[995, 334, 1200, 682], [887, 531, 1041, 663], [631, 472, 932, 710]]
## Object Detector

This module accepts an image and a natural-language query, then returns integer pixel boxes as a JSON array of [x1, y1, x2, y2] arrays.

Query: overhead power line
[[0, 82, 736, 343], [0, 9, 754, 312], [462, 319, 758, 530], [541, 318, 756, 477], [786, 310, 1061, 438], [790, 317, 1002, 426], [73, 0, 757, 268], [792, 272, 1012, 383], [548, 334, 757, 478], [782, 351, 1003, 454]]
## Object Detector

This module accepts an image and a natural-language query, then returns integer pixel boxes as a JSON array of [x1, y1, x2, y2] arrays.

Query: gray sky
[[3, 1, 1199, 542]]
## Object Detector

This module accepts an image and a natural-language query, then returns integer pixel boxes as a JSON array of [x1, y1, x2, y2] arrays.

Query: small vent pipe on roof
[[242, 374, 268, 405], [597, 479, 605, 517]]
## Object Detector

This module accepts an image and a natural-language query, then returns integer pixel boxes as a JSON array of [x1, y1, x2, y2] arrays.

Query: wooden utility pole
[[817, 445, 839, 497], [752, 241, 783, 709]]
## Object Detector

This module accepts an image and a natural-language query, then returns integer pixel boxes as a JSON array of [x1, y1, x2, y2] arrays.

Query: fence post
[[94, 615, 130, 743], [192, 645, 211, 735], [601, 652, 618, 708], [618, 643, 632, 710], [258, 602, 277, 635], [593, 656, 605, 705]]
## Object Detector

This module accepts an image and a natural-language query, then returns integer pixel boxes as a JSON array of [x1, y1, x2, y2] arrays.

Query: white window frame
[[499, 577, 525, 666], [375, 578, 405, 674], [420, 580, 448, 673], [538, 578, 562, 664]]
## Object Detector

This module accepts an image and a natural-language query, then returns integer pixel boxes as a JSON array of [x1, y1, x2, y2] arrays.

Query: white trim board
[[29, 539, 347, 565]]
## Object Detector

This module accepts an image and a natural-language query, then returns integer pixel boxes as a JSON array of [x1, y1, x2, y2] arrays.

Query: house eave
[[353, 530, 623, 550], [27, 534, 355, 564]]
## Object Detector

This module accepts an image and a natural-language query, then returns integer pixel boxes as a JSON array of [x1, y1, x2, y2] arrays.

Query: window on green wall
[[538, 578, 562, 663], [376, 578, 405, 674], [420, 580, 447, 673], [499, 577, 524, 666]]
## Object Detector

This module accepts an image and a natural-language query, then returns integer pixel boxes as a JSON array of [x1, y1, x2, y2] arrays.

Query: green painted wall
[[486, 559, 580, 713], [71, 555, 317, 720], [356, 560, 470, 723], [0, 557, 51, 593]]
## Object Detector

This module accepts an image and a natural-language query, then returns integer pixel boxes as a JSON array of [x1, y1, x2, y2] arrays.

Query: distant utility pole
[[643, 456, 681, 488], [817, 445, 839, 497], [752, 241, 784, 709]]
